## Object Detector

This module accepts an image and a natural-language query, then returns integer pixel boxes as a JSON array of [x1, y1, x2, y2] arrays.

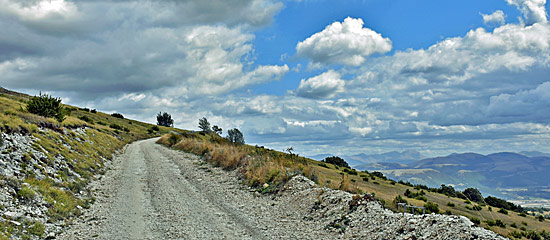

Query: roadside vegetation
[[0, 87, 179, 239], [158, 117, 550, 239]]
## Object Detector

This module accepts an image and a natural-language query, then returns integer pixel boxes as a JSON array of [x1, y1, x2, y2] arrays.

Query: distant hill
[[363, 152, 550, 200], [309, 150, 425, 167]]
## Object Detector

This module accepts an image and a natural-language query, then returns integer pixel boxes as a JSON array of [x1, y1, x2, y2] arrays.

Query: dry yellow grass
[[158, 132, 307, 188]]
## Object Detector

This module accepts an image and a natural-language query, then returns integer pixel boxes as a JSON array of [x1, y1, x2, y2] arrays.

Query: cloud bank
[[1, 0, 550, 157]]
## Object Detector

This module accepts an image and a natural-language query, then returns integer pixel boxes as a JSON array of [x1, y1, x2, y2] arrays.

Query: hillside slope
[[0, 87, 178, 239]]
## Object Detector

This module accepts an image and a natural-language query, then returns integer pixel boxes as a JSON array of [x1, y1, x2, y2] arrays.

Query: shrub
[[510, 223, 518, 228], [156, 112, 174, 127], [78, 115, 93, 124], [96, 121, 106, 126], [318, 162, 330, 168], [538, 215, 545, 222], [17, 185, 36, 201], [447, 202, 455, 207], [28, 221, 45, 237], [151, 125, 160, 131], [167, 133, 181, 146], [393, 195, 408, 205], [495, 219, 506, 228], [415, 196, 427, 202], [498, 208, 508, 215], [91, 109, 97, 113], [472, 205, 482, 211], [343, 168, 358, 175], [109, 124, 122, 130], [424, 202, 439, 214], [26, 92, 66, 122], [111, 113, 124, 119], [371, 171, 386, 179], [470, 217, 481, 225], [519, 212, 527, 217], [322, 156, 350, 168]]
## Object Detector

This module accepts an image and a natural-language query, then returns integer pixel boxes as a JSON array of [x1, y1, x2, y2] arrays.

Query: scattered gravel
[[59, 138, 508, 239]]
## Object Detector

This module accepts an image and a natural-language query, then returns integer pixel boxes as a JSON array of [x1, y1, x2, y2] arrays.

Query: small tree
[[227, 128, 244, 144], [198, 117, 211, 132], [26, 92, 65, 122], [212, 125, 222, 135], [156, 112, 174, 127]]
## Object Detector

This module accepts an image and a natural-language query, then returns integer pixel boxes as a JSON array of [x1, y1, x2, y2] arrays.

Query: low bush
[[393, 195, 408, 205], [78, 115, 93, 124], [109, 124, 122, 130], [470, 217, 481, 225], [424, 202, 439, 214], [28, 221, 45, 237], [495, 219, 506, 228], [111, 113, 124, 119], [318, 162, 329, 168], [498, 208, 508, 215], [26, 93, 65, 122], [447, 202, 455, 207]]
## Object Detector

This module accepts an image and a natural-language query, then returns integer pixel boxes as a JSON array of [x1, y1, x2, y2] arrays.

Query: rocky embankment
[[1, 129, 106, 239], [58, 138, 506, 240], [278, 176, 507, 239]]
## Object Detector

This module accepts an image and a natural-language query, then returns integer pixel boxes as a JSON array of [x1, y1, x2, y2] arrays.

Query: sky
[[1, 0, 549, 158]]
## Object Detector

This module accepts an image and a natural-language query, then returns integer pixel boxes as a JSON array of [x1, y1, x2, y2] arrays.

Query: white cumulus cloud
[[507, 0, 548, 25], [296, 17, 392, 66], [482, 10, 506, 25], [296, 70, 345, 99]]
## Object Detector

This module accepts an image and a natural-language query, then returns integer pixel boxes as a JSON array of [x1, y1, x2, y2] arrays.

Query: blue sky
[[1, 0, 549, 157]]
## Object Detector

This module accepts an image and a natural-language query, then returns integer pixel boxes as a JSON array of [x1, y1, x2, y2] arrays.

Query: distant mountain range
[[310, 150, 550, 200], [356, 152, 550, 200], [309, 150, 425, 167]]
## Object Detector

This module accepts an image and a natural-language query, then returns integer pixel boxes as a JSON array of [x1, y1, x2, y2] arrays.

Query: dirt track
[[59, 138, 332, 240]]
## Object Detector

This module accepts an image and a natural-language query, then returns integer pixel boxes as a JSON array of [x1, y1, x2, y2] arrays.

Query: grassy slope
[[159, 131, 550, 239], [0, 88, 181, 239]]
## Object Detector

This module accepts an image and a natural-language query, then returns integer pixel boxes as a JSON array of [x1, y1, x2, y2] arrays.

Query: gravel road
[[59, 138, 506, 240], [59, 138, 334, 240]]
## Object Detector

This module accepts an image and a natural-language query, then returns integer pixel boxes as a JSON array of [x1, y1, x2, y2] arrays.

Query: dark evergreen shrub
[[26, 92, 66, 122]]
